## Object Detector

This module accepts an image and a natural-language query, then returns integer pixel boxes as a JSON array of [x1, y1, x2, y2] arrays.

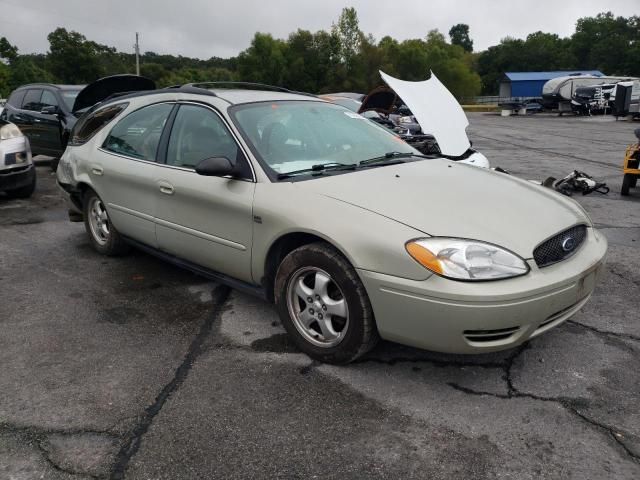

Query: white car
[[0, 120, 35, 198], [56, 83, 607, 363]]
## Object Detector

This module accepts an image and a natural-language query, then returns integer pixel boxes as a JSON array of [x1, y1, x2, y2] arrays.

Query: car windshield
[[61, 90, 81, 110], [231, 101, 418, 176]]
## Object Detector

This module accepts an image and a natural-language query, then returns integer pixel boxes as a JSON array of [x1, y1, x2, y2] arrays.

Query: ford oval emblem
[[562, 236, 576, 252]]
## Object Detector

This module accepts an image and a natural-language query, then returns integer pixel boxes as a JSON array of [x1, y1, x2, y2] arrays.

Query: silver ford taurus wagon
[[57, 82, 607, 364]]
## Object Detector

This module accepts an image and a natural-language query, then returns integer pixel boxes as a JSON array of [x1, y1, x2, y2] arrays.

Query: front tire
[[274, 242, 379, 364], [83, 190, 129, 256]]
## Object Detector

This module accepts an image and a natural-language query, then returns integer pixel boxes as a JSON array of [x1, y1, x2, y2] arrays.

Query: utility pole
[[135, 32, 140, 76]]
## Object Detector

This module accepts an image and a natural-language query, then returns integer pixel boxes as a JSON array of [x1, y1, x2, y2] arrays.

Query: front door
[[35, 90, 64, 155], [154, 103, 255, 283]]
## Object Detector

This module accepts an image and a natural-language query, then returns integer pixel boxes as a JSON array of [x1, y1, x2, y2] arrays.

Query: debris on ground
[[543, 170, 609, 196]]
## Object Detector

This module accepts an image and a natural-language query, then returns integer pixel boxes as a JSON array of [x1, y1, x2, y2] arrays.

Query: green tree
[[332, 7, 362, 71], [47, 28, 106, 83], [237, 33, 287, 85], [477, 32, 576, 94], [8, 57, 54, 90], [0, 62, 10, 97], [0, 37, 18, 63], [449, 24, 473, 52], [572, 12, 640, 76]]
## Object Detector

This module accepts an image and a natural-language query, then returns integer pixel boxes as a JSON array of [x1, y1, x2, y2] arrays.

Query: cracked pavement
[[1, 113, 639, 479]]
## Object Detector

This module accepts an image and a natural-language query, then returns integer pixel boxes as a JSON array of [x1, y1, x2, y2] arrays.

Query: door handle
[[91, 166, 104, 176], [159, 182, 174, 195]]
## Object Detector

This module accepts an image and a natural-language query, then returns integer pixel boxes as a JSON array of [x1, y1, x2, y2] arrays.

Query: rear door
[[92, 102, 175, 247], [154, 102, 256, 283]]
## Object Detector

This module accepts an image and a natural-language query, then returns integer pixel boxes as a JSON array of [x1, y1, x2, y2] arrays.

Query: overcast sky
[[0, 0, 637, 59]]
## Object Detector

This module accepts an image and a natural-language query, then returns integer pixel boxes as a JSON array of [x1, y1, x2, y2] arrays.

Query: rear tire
[[274, 242, 379, 364], [621, 174, 634, 196], [83, 190, 129, 256], [6, 173, 36, 199]]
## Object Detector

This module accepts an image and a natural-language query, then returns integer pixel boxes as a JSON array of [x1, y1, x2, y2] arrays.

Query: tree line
[[1, 9, 638, 100]]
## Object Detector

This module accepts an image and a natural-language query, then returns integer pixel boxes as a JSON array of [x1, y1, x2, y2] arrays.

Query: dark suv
[[1, 84, 82, 164], [0, 76, 155, 169]]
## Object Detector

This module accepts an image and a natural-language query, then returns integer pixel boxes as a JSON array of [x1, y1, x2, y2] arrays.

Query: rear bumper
[[57, 180, 83, 218], [358, 227, 608, 354]]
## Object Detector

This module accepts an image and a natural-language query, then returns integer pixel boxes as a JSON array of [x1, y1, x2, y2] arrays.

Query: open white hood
[[380, 71, 471, 157]]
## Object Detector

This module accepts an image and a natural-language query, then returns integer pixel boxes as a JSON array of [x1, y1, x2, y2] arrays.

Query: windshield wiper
[[276, 162, 357, 180], [359, 151, 431, 167]]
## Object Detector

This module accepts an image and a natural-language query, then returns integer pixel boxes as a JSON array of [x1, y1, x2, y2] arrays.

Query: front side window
[[41, 90, 59, 109], [103, 103, 173, 161], [22, 89, 43, 111], [70, 103, 128, 145], [167, 104, 239, 168], [231, 101, 416, 177]]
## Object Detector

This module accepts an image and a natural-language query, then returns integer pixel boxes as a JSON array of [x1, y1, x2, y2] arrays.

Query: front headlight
[[0, 122, 23, 141], [406, 238, 529, 281]]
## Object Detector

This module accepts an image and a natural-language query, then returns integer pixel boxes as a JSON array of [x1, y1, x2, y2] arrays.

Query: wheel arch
[[261, 231, 354, 303]]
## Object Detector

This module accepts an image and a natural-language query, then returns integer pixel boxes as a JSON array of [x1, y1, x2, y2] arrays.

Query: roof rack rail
[[185, 81, 316, 98], [94, 85, 217, 110]]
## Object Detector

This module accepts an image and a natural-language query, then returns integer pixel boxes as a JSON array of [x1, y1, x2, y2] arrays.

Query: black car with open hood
[[0, 75, 155, 167]]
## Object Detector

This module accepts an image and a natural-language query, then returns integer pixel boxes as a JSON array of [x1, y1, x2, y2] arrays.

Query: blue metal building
[[499, 71, 604, 98]]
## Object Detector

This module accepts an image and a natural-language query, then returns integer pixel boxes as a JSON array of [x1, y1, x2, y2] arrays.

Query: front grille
[[533, 225, 587, 268], [0, 164, 30, 175]]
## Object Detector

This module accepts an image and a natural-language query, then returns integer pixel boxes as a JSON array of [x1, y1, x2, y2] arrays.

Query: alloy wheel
[[286, 267, 349, 348]]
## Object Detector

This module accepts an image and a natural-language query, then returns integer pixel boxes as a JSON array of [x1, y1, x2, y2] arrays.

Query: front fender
[[251, 183, 432, 283]]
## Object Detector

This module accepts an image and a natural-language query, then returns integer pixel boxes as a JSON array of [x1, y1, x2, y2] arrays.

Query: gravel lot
[[1, 113, 639, 479]]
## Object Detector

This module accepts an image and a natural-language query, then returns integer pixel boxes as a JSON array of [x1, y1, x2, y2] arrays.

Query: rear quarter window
[[69, 103, 129, 146]]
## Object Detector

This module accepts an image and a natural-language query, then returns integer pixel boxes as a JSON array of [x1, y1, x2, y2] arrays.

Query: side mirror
[[195, 156, 235, 177], [41, 105, 60, 115]]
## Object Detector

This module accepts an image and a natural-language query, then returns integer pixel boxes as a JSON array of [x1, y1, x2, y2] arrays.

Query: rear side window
[[69, 103, 128, 146], [103, 103, 173, 161], [22, 89, 43, 111], [8, 90, 26, 108]]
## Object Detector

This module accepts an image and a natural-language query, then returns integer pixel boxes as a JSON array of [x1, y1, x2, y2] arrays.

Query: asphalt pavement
[[1, 113, 639, 479]]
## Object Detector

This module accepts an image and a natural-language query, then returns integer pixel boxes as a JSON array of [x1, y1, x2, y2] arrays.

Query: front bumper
[[358, 227, 608, 354], [0, 163, 35, 191], [0, 135, 34, 192]]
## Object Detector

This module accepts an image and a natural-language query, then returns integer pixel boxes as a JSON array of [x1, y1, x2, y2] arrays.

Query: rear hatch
[[72, 75, 155, 113]]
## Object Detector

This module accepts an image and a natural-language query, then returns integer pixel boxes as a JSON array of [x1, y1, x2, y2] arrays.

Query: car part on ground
[[0, 121, 35, 198], [544, 170, 610, 196], [0, 75, 155, 161], [621, 128, 640, 196], [56, 84, 607, 363]]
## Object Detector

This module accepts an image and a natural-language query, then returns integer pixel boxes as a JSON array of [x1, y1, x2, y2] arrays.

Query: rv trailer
[[542, 75, 638, 113]]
